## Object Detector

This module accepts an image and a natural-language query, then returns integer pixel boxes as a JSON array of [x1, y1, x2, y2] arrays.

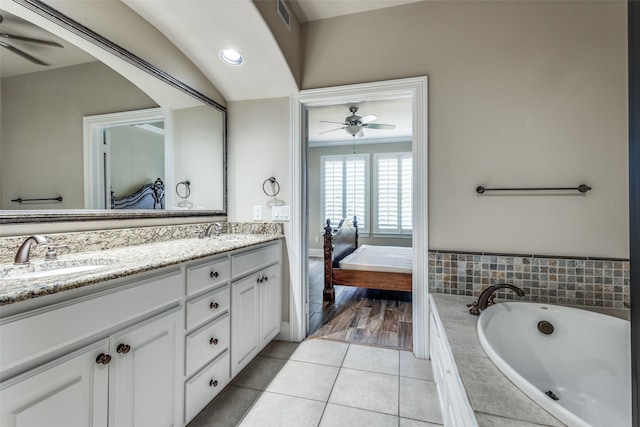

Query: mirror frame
[[0, 0, 227, 224]]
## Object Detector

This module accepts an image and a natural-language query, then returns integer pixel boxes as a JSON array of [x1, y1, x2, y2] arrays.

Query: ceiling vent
[[277, 0, 290, 31]]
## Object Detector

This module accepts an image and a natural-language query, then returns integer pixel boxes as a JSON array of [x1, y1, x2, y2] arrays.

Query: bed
[[322, 216, 413, 302], [111, 178, 165, 209]]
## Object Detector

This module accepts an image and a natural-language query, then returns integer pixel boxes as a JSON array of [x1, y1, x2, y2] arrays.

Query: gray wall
[[1, 61, 157, 209], [299, 0, 628, 258]]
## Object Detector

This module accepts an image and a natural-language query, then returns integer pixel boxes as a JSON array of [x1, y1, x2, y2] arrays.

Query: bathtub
[[477, 302, 631, 427]]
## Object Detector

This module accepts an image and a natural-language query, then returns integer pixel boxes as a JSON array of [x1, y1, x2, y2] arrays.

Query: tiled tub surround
[[429, 251, 630, 310], [0, 223, 283, 306]]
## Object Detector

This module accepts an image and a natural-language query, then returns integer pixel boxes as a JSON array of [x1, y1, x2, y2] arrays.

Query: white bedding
[[338, 244, 412, 274]]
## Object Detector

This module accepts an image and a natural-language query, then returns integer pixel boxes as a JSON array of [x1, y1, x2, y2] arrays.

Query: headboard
[[111, 178, 165, 210]]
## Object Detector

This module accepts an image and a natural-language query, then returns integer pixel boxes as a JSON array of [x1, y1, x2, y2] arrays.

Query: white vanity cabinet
[[0, 269, 184, 427], [0, 339, 110, 427], [230, 242, 281, 377], [183, 256, 232, 424]]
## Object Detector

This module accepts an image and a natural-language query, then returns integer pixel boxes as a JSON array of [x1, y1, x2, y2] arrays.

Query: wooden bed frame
[[111, 178, 165, 210], [322, 216, 412, 302]]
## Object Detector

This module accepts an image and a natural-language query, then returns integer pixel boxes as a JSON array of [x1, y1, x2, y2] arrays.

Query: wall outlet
[[253, 205, 262, 221]]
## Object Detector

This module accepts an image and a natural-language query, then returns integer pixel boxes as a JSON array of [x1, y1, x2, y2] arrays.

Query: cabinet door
[[231, 274, 260, 377], [259, 264, 281, 348], [0, 339, 109, 427], [109, 308, 182, 427]]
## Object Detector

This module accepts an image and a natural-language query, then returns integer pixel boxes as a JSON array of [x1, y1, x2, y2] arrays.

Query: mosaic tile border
[[0, 222, 284, 264], [428, 250, 630, 310]]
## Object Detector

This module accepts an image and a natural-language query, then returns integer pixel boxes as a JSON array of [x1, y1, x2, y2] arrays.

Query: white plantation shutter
[[375, 152, 412, 234], [321, 155, 368, 231]]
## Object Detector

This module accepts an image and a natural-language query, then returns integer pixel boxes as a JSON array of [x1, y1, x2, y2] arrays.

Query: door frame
[[289, 76, 429, 358], [83, 108, 173, 209]]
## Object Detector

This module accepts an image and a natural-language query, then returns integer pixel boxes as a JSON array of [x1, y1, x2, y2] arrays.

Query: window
[[375, 152, 412, 234], [321, 154, 369, 232]]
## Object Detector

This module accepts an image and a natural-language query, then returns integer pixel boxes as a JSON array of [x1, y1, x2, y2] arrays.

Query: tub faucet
[[467, 283, 525, 315], [14, 235, 48, 265]]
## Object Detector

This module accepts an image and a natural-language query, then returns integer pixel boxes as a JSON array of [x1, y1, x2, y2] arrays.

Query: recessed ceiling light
[[219, 48, 244, 66]]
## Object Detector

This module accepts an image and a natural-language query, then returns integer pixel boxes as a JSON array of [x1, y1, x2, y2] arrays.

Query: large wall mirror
[[0, 0, 227, 224]]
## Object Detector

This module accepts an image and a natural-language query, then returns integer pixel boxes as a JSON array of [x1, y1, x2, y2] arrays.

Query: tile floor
[[188, 339, 444, 427]]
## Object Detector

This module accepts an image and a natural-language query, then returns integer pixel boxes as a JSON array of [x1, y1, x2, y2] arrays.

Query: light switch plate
[[253, 205, 262, 221]]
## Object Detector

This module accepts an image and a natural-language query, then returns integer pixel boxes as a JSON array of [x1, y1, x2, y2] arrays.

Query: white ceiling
[[307, 98, 413, 146]]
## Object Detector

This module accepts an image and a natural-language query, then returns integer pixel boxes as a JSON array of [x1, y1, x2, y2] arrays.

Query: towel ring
[[176, 180, 191, 199], [262, 177, 280, 198]]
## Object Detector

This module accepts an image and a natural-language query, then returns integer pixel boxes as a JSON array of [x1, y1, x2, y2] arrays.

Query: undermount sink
[[0, 258, 116, 280]]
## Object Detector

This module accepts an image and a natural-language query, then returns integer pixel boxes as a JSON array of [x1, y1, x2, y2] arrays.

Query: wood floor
[[307, 257, 413, 351]]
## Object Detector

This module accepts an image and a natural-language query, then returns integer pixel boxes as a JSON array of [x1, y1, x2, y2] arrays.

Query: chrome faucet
[[14, 235, 48, 265], [203, 222, 224, 238], [467, 283, 525, 315]]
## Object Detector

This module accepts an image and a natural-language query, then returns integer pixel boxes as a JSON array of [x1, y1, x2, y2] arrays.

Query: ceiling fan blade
[[0, 32, 64, 48], [365, 123, 396, 130], [319, 120, 347, 125], [0, 41, 49, 65], [360, 114, 377, 124], [319, 127, 345, 135]]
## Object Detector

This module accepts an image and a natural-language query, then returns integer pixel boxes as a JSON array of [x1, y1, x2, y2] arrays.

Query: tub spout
[[468, 283, 525, 315]]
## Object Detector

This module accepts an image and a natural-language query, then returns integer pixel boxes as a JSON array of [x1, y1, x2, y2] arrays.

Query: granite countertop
[[0, 234, 281, 307]]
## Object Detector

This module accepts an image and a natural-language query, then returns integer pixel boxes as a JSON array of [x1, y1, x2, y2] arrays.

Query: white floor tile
[[342, 344, 400, 375], [238, 392, 325, 427], [399, 418, 443, 427], [320, 404, 398, 427], [266, 360, 340, 401], [400, 350, 434, 380], [329, 368, 399, 415], [399, 377, 443, 424], [289, 339, 349, 366]]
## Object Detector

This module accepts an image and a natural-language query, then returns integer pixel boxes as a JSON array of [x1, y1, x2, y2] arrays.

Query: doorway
[[83, 108, 172, 209], [289, 77, 429, 358]]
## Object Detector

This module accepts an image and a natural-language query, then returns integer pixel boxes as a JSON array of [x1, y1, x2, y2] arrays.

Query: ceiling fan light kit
[[320, 106, 396, 138]]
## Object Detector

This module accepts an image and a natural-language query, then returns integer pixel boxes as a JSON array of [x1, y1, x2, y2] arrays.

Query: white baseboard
[[276, 322, 297, 342], [308, 248, 323, 258]]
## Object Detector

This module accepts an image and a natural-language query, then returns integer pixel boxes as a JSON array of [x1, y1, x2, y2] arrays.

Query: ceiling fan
[[320, 106, 396, 138], [0, 14, 63, 66]]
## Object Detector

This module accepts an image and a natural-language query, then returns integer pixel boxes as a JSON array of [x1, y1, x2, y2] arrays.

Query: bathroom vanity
[[0, 235, 282, 427]]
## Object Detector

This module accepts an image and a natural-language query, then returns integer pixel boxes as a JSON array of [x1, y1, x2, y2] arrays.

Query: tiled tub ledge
[[430, 293, 563, 427]]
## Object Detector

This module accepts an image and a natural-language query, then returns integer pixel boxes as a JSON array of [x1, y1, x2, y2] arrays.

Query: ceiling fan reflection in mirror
[[320, 106, 396, 138], [0, 13, 63, 66]]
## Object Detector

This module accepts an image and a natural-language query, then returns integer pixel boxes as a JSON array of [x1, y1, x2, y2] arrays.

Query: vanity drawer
[[186, 284, 229, 331], [231, 242, 279, 279], [186, 257, 230, 297], [184, 350, 230, 423], [185, 313, 229, 377]]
